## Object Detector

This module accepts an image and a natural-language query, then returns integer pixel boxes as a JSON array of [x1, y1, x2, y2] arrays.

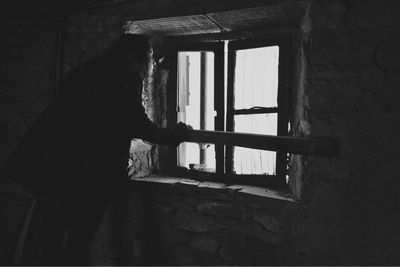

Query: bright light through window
[[234, 46, 279, 109], [177, 51, 215, 172], [233, 46, 279, 175], [176, 45, 280, 176]]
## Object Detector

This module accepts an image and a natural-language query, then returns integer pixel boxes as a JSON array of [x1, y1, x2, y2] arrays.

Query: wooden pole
[[183, 129, 339, 157]]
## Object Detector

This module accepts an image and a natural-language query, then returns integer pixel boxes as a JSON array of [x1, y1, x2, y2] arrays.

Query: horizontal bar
[[184, 130, 339, 157], [229, 36, 287, 51], [233, 107, 278, 115], [171, 42, 223, 52]]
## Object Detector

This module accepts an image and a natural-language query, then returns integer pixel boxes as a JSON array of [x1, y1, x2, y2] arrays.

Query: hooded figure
[[1, 34, 188, 265]]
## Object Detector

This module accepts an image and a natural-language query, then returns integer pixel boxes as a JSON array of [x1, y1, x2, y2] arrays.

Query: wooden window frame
[[167, 35, 292, 187], [166, 42, 225, 175], [226, 36, 291, 186]]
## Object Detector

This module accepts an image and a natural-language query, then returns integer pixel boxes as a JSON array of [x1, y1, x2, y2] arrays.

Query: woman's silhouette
[[1, 34, 188, 265]]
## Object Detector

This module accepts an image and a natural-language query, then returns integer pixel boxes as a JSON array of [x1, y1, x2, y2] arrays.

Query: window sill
[[130, 175, 297, 203]]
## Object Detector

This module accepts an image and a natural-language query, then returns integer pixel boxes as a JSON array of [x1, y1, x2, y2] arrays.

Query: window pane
[[233, 147, 276, 175], [234, 113, 277, 135], [177, 51, 215, 171], [233, 113, 277, 175], [234, 46, 279, 109]]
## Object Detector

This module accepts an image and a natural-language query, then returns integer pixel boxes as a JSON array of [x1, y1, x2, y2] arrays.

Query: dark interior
[[1, 0, 400, 265]]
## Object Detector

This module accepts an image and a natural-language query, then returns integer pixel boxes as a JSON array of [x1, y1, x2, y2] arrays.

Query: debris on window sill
[[130, 175, 297, 203]]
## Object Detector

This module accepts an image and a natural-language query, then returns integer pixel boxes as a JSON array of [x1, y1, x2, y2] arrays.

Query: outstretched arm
[[131, 103, 190, 146]]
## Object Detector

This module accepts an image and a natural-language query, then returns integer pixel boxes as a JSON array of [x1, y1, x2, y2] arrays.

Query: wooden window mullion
[[276, 36, 291, 184], [225, 46, 236, 175], [233, 107, 278, 115], [167, 48, 179, 175], [214, 43, 225, 175]]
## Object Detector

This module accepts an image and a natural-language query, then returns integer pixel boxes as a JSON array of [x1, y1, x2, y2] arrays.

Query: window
[[167, 37, 291, 186], [176, 51, 216, 171]]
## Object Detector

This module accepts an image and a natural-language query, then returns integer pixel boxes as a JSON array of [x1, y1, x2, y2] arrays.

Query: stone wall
[[0, 16, 60, 168], [288, 1, 311, 199], [298, 0, 400, 264], [105, 1, 400, 264], [92, 178, 302, 265]]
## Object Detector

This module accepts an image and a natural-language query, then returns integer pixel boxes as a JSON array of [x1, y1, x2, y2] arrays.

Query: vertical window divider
[[214, 42, 225, 176], [225, 45, 236, 175], [276, 36, 291, 185], [166, 47, 179, 174]]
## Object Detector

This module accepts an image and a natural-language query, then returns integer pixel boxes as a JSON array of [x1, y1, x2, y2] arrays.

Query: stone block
[[78, 39, 91, 52], [174, 245, 197, 265], [376, 37, 400, 73], [295, 218, 339, 265], [174, 204, 194, 231], [158, 222, 189, 244], [190, 213, 214, 232], [183, 196, 198, 207], [305, 158, 350, 183], [68, 12, 88, 25], [215, 217, 242, 231], [189, 235, 220, 254], [173, 203, 214, 232], [328, 2, 347, 16], [246, 235, 280, 265], [326, 2, 348, 30], [244, 223, 280, 244], [197, 201, 238, 218], [155, 203, 173, 215], [252, 210, 284, 234], [198, 188, 235, 202], [218, 233, 249, 264], [311, 32, 374, 66], [350, 0, 400, 34], [311, 2, 328, 30], [306, 182, 346, 225], [128, 139, 155, 178]]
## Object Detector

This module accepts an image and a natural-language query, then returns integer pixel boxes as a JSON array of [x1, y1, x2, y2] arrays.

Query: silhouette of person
[[1, 34, 189, 265]]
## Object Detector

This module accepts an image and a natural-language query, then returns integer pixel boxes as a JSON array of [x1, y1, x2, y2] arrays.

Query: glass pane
[[233, 113, 277, 175], [233, 147, 276, 175], [234, 113, 277, 135], [177, 51, 215, 171], [234, 46, 279, 109]]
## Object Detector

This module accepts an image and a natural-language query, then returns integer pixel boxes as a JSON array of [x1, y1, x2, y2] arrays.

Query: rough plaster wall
[[297, 0, 400, 264], [0, 16, 59, 168]]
